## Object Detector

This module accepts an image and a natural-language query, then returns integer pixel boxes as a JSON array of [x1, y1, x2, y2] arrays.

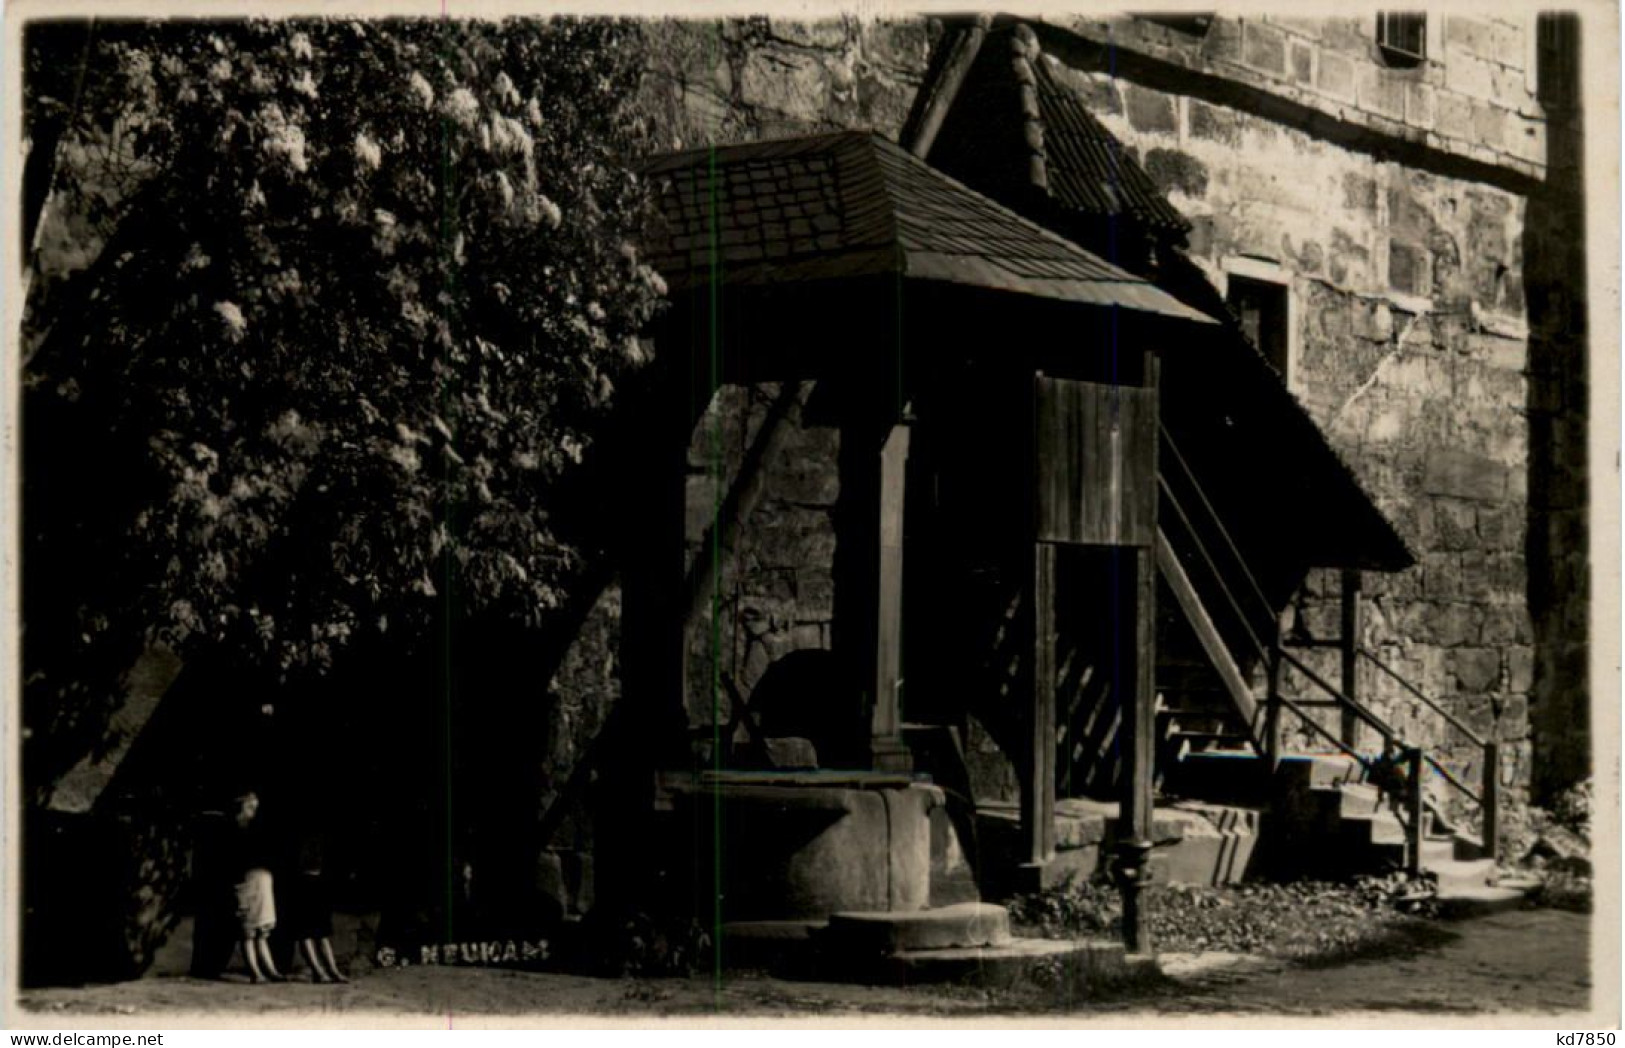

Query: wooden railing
[[1157, 424, 1500, 867]]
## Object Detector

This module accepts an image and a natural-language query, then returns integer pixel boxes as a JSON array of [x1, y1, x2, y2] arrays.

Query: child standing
[[227, 790, 284, 983], [283, 832, 347, 983]]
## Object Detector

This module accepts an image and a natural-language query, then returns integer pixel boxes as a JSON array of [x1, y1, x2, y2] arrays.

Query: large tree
[[21, 18, 666, 795]]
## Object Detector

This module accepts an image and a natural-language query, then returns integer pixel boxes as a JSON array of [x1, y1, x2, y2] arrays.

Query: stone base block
[[824, 902, 1011, 954], [840, 937, 1129, 991]]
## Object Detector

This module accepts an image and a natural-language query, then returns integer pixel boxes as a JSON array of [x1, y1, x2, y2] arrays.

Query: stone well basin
[[667, 772, 944, 921]]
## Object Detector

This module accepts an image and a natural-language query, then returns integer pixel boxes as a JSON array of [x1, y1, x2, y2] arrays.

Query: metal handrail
[[1359, 647, 1496, 848], [1278, 649, 1403, 745], [1156, 427, 1499, 855], [1360, 648, 1486, 747], [1273, 693, 1374, 774], [1157, 474, 1272, 665], [1159, 425, 1275, 616], [1425, 752, 1482, 805]]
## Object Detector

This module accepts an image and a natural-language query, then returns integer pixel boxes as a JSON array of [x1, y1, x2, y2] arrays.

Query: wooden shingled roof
[[1030, 56, 1191, 237], [639, 131, 1215, 325], [920, 23, 1190, 243], [909, 20, 1413, 572]]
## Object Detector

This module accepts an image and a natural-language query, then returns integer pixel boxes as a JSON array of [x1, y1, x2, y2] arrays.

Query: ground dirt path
[[15, 908, 1593, 1022], [1151, 908, 1592, 1016]]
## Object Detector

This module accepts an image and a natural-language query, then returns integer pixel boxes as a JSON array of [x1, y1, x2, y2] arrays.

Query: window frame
[[1220, 257, 1297, 393], [1376, 12, 1428, 68]]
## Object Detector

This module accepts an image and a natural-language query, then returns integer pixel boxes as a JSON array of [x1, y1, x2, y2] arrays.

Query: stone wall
[[682, 385, 843, 732], [1036, 14, 1548, 177], [639, 18, 934, 153], [614, 14, 1586, 829], [1038, 15, 1570, 834], [635, 18, 935, 736]]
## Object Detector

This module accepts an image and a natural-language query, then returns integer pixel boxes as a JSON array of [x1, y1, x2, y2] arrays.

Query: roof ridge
[[1008, 22, 1050, 196], [637, 128, 879, 175], [832, 132, 906, 266], [1018, 32, 1192, 237], [868, 133, 1193, 293]]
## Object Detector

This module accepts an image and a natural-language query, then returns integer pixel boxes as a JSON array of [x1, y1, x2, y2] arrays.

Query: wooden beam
[[604, 371, 693, 912], [46, 647, 183, 814], [1266, 611, 1287, 769], [1115, 349, 1159, 956], [617, 375, 691, 763], [870, 423, 913, 772], [1340, 568, 1363, 748], [1118, 543, 1158, 954], [905, 16, 991, 158], [1155, 530, 1259, 735], [682, 380, 814, 627], [1023, 541, 1058, 867], [1125, 555, 1158, 847]]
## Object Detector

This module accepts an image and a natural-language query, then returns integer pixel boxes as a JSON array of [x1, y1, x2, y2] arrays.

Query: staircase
[[1152, 425, 1516, 904]]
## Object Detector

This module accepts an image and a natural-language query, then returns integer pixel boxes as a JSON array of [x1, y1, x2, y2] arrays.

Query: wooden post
[[1116, 543, 1158, 954], [606, 365, 693, 913], [619, 378, 692, 759], [1265, 613, 1285, 770], [870, 422, 913, 773], [1022, 542, 1058, 870], [1114, 350, 1158, 955], [1339, 569, 1363, 749], [1029, 358, 1158, 945], [1482, 741, 1500, 860], [904, 16, 991, 158], [1407, 746, 1425, 875], [834, 404, 913, 774]]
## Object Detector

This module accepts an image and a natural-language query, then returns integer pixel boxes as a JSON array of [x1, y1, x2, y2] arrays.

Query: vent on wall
[[1376, 12, 1427, 67]]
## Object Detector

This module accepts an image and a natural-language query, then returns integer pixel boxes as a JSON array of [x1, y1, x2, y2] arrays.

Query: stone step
[[1163, 750, 1271, 805], [1337, 808, 1406, 847], [1275, 753, 1367, 790], [1421, 835, 1457, 864], [1157, 801, 1262, 886], [823, 902, 1012, 954], [832, 936, 1129, 990], [1425, 857, 1496, 893], [1436, 885, 1528, 918], [1308, 781, 1383, 818]]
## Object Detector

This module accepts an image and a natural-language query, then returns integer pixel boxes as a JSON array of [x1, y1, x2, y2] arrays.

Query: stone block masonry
[[683, 384, 843, 733], [601, 15, 1583, 835], [1048, 20, 1553, 834], [638, 18, 933, 153]]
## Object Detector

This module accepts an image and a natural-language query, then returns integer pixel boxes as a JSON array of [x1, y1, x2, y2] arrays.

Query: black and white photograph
[[3, 1, 1617, 1028]]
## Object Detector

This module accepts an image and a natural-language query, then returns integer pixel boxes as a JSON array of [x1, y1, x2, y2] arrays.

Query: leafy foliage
[[22, 18, 665, 790], [1547, 778, 1593, 842]]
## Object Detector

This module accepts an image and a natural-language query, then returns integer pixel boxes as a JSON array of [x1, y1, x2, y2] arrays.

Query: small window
[[1376, 13, 1427, 67], [1227, 275, 1289, 381]]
